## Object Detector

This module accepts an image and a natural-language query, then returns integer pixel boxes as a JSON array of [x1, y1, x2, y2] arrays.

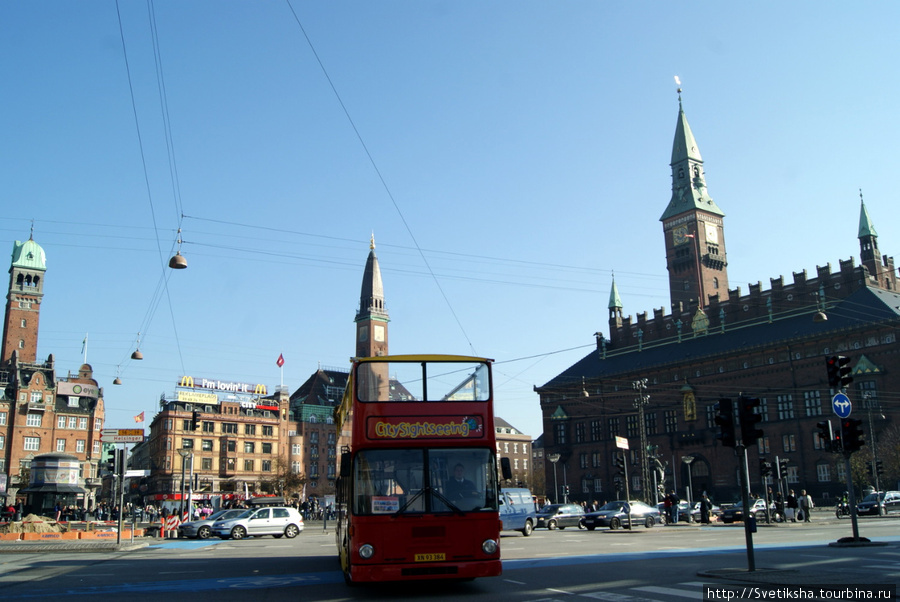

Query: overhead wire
[[284, 0, 477, 355], [113, 0, 186, 376]]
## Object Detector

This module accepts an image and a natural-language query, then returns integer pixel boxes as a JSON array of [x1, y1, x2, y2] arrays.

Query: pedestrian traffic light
[[875, 460, 884, 476], [816, 420, 834, 452], [759, 459, 773, 477], [715, 398, 736, 448], [191, 411, 201, 431], [777, 458, 789, 480], [826, 355, 853, 389], [614, 453, 626, 476], [738, 396, 764, 446], [840, 418, 864, 453]]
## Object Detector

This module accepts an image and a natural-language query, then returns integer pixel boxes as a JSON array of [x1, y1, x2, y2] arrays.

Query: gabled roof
[[539, 286, 900, 389]]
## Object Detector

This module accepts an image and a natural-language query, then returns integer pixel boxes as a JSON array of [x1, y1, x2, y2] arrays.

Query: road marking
[[581, 592, 657, 602], [633, 585, 702, 599]]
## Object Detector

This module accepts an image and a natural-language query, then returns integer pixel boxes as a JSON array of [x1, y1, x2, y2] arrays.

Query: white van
[[500, 488, 537, 536]]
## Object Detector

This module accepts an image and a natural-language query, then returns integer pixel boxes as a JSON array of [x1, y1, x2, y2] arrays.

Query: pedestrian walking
[[799, 489, 814, 522], [786, 490, 798, 522], [699, 494, 712, 524]]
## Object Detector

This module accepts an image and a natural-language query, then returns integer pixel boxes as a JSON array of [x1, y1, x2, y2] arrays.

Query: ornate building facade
[[537, 97, 899, 506], [0, 236, 106, 509]]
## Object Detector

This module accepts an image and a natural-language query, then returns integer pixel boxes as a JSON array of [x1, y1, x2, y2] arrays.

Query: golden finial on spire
[[370, 232, 375, 250]]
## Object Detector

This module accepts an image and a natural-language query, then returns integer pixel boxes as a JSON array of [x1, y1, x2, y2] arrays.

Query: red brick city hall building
[[536, 98, 899, 507]]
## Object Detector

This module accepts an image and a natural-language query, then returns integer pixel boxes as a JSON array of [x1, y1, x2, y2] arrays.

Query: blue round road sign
[[832, 393, 851, 418]]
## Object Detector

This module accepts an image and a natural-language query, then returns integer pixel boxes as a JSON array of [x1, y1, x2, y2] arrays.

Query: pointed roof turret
[[355, 234, 389, 323], [858, 190, 878, 239], [660, 89, 724, 222], [608, 274, 623, 310]]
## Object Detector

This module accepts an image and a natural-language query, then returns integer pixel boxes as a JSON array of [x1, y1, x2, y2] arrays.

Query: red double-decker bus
[[334, 354, 509, 584]]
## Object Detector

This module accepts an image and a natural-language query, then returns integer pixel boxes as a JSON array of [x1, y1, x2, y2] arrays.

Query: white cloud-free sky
[[1, 2, 897, 439]]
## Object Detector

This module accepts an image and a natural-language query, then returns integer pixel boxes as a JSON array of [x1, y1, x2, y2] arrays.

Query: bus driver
[[445, 463, 478, 500]]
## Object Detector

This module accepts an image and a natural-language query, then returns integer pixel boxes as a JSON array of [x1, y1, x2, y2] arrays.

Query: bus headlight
[[359, 544, 375, 559], [481, 539, 498, 555]]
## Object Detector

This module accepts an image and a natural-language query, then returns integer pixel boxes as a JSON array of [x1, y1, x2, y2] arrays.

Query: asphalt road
[[0, 516, 898, 601]]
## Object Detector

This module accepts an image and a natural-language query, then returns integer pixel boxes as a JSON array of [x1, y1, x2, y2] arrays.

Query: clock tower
[[1, 236, 46, 366], [660, 93, 728, 310], [355, 236, 389, 359]]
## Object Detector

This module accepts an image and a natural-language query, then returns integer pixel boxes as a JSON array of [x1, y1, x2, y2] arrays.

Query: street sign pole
[[738, 444, 756, 572]]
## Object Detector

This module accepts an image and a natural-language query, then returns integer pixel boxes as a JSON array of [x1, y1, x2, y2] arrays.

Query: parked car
[[721, 499, 770, 523], [857, 491, 900, 516], [179, 508, 246, 539], [500, 488, 537, 536], [534, 503, 585, 530], [582, 500, 661, 530], [212, 506, 304, 540]]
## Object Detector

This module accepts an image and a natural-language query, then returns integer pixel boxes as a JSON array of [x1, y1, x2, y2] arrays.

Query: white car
[[212, 506, 304, 540]]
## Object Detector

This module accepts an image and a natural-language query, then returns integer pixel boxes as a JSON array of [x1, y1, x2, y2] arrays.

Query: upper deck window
[[357, 359, 490, 403]]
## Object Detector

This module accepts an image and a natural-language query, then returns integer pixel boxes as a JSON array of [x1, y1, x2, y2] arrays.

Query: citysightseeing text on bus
[[368, 416, 483, 440]]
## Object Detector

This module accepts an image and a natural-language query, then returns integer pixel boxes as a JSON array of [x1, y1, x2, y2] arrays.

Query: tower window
[[20, 319, 26, 328], [683, 280, 691, 291], [18, 340, 24, 349], [713, 278, 719, 289]]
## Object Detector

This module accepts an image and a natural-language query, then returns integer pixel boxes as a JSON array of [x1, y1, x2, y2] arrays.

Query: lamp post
[[682, 455, 695, 506], [177, 450, 193, 520], [863, 391, 884, 506], [633, 379, 650, 503], [548, 453, 561, 504]]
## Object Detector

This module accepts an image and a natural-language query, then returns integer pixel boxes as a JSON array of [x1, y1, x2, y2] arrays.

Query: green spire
[[858, 189, 877, 239], [608, 274, 622, 310], [660, 98, 725, 222]]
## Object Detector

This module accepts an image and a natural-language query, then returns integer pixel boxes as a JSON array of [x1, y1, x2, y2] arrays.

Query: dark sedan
[[721, 499, 770, 523], [534, 503, 585, 530], [582, 500, 660, 530]]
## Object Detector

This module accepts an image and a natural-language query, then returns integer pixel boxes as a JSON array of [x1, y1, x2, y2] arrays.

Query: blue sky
[[1, 2, 898, 439]]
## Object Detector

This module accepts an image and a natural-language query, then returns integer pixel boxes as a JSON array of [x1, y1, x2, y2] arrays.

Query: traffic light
[[777, 458, 789, 480], [738, 396, 764, 446], [102, 449, 117, 474], [816, 420, 834, 452], [715, 398, 736, 448], [116, 448, 126, 476], [840, 418, 864, 453], [191, 411, 201, 431], [759, 459, 773, 477], [614, 453, 626, 476], [826, 355, 853, 389], [876, 460, 884, 476]]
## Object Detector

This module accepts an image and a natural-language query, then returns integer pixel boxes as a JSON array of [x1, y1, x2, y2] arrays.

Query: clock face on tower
[[358, 326, 367, 342], [374, 325, 385, 342], [673, 225, 689, 246], [705, 222, 718, 244]]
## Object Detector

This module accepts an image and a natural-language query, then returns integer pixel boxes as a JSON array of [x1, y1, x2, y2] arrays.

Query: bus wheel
[[521, 519, 533, 536]]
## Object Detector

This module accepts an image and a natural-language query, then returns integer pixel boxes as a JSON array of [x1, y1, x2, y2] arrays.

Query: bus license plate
[[414, 553, 445, 562]]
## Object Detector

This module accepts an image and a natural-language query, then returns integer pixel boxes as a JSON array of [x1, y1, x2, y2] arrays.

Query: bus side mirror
[[500, 457, 512, 480], [340, 451, 351, 478]]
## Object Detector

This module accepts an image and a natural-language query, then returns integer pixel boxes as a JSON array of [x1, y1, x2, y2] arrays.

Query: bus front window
[[352, 448, 498, 515]]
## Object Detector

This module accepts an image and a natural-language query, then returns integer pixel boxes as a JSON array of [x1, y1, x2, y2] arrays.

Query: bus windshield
[[352, 447, 498, 515]]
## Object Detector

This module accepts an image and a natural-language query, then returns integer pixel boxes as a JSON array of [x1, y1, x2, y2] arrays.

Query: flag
[[134, 411, 144, 423], [276, 353, 285, 368]]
